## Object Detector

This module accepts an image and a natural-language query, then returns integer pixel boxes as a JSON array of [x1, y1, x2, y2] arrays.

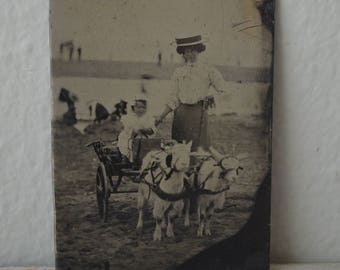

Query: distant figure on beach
[[157, 50, 162, 66], [94, 103, 110, 124], [59, 87, 77, 125], [77, 47, 82, 61], [140, 74, 153, 94], [88, 105, 92, 117], [111, 100, 128, 121], [69, 47, 74, 61], [59, 41, 74, 61], [141, 83, 147, 93]]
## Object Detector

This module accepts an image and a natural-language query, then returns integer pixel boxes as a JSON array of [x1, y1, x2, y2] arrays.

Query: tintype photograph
[[50, 0, 274, 269]]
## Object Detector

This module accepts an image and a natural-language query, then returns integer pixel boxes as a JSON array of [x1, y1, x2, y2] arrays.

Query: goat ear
[[186, 141, 193, 150], [165, 154, 173, 167]]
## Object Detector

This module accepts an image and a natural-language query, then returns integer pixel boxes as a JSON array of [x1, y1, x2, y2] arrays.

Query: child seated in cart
[[117, 98, 156, 163]]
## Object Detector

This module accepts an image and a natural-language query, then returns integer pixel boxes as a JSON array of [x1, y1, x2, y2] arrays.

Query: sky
[[50, 0, 272, 67], [50, 0, 272, 119]]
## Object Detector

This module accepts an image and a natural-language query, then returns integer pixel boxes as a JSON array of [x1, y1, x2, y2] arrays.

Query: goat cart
[[86, 138, 163, 222], [86, 138, 239, 223]]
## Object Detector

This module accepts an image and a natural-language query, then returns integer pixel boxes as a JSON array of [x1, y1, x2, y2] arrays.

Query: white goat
[[136, 141, 192, 241], [196, 147, 243, 237]]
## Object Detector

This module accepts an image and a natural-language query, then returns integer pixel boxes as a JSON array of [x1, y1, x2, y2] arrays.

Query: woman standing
[[155, 35, 228, 151]]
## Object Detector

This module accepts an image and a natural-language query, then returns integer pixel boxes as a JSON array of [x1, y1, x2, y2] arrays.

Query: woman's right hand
[[155, 105, 173, 126]]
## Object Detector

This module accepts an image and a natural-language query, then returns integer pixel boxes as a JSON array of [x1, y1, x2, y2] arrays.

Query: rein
[[138, 154, 240, 201], [192, 169, 230, 196]]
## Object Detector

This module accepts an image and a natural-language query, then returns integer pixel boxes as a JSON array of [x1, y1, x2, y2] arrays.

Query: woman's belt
[[181, 97, 215, 110]]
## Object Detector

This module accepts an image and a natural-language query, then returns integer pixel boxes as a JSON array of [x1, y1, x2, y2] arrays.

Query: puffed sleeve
[[209, 66, 226, 93], [167, 69, 181, 110], [146, 115, 157, 133]]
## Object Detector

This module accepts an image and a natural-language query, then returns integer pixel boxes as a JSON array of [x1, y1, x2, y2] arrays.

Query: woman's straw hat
[[174, 34, 207, 54]]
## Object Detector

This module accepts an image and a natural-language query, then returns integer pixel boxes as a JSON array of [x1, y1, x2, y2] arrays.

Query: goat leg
[[136, 186, 145, 233], [197, 208, 206, 237], [166, 210, 176, 238], [204, 206, 214, 236], [136, 208, 144, 234], [161, 214, 167, 229], [184, 199, 190, 227], [153, 217, 163, 241]]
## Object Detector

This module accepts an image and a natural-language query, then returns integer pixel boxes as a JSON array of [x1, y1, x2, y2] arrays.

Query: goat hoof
[[205, 230, 211, 236], [153, 232, 162, 241], [153, 235, 162, 241], [166, 230, 175, 238], [136, 225, 143, 235]]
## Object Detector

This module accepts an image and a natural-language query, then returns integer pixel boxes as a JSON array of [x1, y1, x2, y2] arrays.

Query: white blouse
[[167, 62, 226, 110]]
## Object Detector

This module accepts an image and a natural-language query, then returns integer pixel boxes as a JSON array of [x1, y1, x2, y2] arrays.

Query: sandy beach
[[53, 114, 269, 270]]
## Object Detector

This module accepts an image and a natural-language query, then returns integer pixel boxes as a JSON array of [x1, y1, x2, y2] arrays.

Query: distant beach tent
[[59, 87, 71, 103], [111, 100, 128, 121], [94, 103, 110, 123], [157, 50, 162, 66], [59, 87, 78, 106], [58, 87, 78, 125]]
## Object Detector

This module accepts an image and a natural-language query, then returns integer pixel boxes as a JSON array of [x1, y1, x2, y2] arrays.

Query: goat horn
[[190, 148, 211, 157], [236, 153, 249, 160], [209, 146, 224, 161]]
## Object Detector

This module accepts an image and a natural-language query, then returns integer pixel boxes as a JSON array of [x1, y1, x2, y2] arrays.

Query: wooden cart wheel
[[96, 163, 110, 222]]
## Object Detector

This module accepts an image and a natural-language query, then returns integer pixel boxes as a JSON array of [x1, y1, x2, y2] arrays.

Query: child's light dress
[[117, 113, 156, 162]]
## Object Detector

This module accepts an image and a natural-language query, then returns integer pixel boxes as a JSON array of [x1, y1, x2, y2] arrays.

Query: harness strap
[[183, 176, 192, 191], [165, 168, 174, 180], [138, 162, 192, 201], [153, 163, 174, 180], [199, 171, 214, 190], [197, 186, 230, 195], [140, 170, 228, 200], [139, 179, 191, 202], [190, 158, 232, 196], [138, 155, 231, 201], [188, 158, 206, 189]]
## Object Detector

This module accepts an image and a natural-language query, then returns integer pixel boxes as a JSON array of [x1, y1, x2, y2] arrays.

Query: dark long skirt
[[172, 103, 210, 151]]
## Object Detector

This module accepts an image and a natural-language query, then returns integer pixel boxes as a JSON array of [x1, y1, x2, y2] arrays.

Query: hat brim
[[176, 43, 206, 54], [171, 37, 208, 46]]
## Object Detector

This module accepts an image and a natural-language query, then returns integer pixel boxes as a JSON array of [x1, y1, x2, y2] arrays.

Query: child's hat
[[132, 94, 148, 107]]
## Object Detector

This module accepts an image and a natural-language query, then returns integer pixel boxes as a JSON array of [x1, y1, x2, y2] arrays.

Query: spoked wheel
[[96, 163, 110, 222]]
